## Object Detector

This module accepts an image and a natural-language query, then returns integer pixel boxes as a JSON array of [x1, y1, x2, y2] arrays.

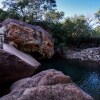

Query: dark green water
[[41, 58, 100, 100]]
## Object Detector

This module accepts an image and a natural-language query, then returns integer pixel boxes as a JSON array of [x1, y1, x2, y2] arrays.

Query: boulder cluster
[[0, 19, 94, 100]]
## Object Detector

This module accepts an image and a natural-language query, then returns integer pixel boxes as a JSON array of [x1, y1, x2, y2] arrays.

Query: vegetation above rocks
[[0, 0, 100, 49]]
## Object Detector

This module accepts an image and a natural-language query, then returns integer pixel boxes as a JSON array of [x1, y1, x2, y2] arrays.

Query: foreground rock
[[66, 47, 100, 63], [0, 43, 40, 84], [2, 18, 54, 58], [0, 69, 94, 100]]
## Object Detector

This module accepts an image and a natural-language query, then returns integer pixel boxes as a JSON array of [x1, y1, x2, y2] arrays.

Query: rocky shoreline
[[0, 19, 95, 100], [65, 47, 100, 64]]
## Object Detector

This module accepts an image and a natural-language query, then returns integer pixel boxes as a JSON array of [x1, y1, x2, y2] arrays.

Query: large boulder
[[0, 69, 94, 100], [2, 18, 54, 58], [0, 43, 40, 84]]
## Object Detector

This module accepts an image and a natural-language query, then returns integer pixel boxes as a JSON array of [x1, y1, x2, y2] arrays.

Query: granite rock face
[[0, 43, 40, 84], [10, 69, 72, 91], [66, 47, 100, 63], [2, 18, 54, 58], [0, 69, 94, 100]]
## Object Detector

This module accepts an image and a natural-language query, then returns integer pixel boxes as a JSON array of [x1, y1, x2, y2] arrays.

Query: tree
[[2, 0, 56, 22], [63, 15, 92, 38], [95, 10, 100, 21], [93, 26, 100, 37], [0, 9, 8, 22], [36, 15, 93, 47], [57, 15, 94, 47], [45, 11, 64, 23], [95, 10, 100, 26], [0, 7, 21, 22]]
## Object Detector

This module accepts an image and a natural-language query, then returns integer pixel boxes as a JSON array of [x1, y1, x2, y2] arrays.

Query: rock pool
[[41, 58, 100, 100]]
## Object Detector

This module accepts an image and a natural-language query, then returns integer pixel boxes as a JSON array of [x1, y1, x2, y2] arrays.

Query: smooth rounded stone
[[0, 69, 94, 100], [0, 43, 40, 84]]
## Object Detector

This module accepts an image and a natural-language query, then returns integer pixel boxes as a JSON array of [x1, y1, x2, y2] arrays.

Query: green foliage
[[7, 9, 20, 20], [0, 9, 8, 22], [45, 11, 64, 23], [0, 0, 100, 48], [93, 26, 100, 37], [51, 15, 93, 47], [63, 15, 92, 39], [2, 0, 56, 22], [33, 15, 93, 47], [0, 8, 20, 22], [95, 10, 100, 21]]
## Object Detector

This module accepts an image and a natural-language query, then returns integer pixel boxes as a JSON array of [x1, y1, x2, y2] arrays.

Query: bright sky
[[0, 0, 100, 18], [0, 0, 3, 8], [56, 0, 100, 17]]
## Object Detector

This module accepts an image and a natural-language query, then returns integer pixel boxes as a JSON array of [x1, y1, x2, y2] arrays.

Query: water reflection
[[77, 72, 100, 100], [41, 58, 100, 100]]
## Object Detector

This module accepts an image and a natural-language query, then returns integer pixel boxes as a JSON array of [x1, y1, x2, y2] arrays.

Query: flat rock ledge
[[66, 47, 100, 63], [0, 69, 94, 100]]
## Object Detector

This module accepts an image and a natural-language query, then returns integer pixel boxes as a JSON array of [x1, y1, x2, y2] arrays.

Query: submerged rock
[[2, 18, 54, 58], [66, 47, 100, 63], [0, 69, 94, 100], [0, 43, 40, 84]]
